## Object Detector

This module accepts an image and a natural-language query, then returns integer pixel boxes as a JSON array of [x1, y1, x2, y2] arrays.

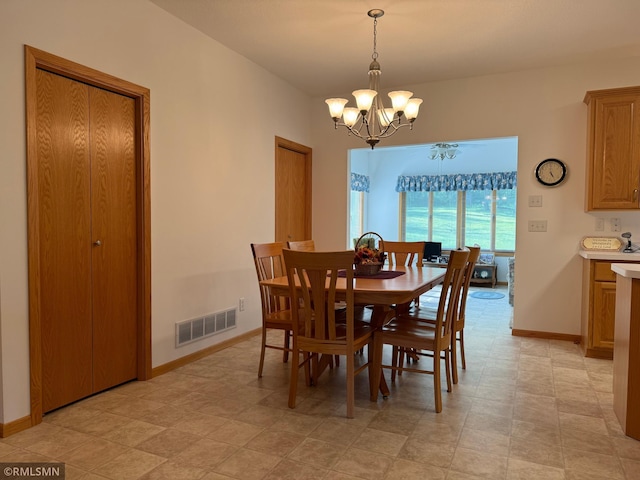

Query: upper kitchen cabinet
[[584, 86, 640, 211]]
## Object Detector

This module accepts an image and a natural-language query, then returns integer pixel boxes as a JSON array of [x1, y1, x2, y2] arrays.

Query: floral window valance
[[351, 172, 370, 192], [395, 171, 517, 192]]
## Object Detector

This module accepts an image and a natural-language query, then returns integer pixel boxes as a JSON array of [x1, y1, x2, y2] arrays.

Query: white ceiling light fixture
[[429, 143, 459, 160], [325, 9, 423, 149]]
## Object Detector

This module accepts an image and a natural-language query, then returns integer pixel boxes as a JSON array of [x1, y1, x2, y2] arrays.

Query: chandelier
[[429, 143, 459, 160], [325, 9, 422, 149]]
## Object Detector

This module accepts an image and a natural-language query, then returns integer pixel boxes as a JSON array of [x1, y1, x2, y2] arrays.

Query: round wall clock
[[535, 158, 567, 186]]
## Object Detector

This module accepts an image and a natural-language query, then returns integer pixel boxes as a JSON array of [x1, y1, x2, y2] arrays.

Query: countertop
[[611, 263, 640, 279], [579, 250, 640, 261]]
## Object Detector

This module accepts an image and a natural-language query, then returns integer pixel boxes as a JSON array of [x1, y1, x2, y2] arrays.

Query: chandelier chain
[[372, 17, 378, 61]]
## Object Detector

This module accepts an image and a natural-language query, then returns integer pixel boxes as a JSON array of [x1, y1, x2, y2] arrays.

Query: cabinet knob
[[634, 189, 639, 201], [93, 240, 102, 247]]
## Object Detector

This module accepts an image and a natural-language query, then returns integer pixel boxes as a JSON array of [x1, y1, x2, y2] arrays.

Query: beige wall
[[311, 59, 640, 337], [0, 0, 311, 423]]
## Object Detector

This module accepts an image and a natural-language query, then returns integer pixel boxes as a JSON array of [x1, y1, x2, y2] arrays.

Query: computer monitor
[[423, 241, 442, 262]]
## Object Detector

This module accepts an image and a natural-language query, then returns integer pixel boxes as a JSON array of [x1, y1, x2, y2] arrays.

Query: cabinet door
[[592, 280, 617, 351], [587, 93, 640, 210]]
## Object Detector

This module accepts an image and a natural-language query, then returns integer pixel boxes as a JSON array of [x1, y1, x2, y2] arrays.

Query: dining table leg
[[369, 305, 396, 400]]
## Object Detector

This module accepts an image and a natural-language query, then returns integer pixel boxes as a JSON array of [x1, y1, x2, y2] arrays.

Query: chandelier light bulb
[[353, 89, 377, 112], [342, 107, 360, 127], [325, 98, 348, 120], [404, 98, 423, 121], [378, 108, 395, 127], [388, 91, 413, 113]]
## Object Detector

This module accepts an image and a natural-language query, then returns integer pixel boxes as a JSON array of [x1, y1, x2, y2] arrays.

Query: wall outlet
[[611, 218, 621, 232], [595, 218, 605, 231], [528, 195, 543, 207], [528, 220, 547, 232], [239, 297, 245, 311]]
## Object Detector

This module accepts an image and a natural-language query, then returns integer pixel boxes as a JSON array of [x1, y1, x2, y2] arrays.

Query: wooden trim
[[25, 46, 152, 426], [511, 329, 581, 343], [398, 192, 406, 241], [0, 415, 32, 438], [359, 191, 365, 239], [584, 347, 614, 360], [152, 328, 261, 377], [490, 190, 497, 251], [457, 191, 465, 249]]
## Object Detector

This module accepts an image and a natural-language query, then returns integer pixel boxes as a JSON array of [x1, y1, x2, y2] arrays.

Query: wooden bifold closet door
[[36, 69, 137, 412]]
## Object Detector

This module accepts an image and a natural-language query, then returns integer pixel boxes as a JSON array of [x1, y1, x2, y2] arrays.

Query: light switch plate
[[528, 220, 547, 232], [611, 218, 621, 232], [528, 195, 543, 207]]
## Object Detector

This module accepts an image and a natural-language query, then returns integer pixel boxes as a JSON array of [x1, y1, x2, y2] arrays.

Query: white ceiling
[[149, 0, 640, 98]]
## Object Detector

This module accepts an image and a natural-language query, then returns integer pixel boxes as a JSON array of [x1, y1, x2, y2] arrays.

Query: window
[[398, 172, 516, 252], [465, 189, 492, 249], [350, 190, 364, 242], [432, 190, 458, 249], [349, 172, 369, 247]]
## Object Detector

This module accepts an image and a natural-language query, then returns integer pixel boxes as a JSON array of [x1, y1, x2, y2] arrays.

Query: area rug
[[470, 291, 505, 300]]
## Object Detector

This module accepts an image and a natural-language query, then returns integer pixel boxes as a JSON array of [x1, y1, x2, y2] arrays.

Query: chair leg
[[303, 352, 312, 387], [459, 330, 466, 370], [283, 331, 290, 363], [370, 334, 384, 402], [366, 342, 376, 401], [288, 346, 300, 409], [258, 327, 267, 378], [311, 353, 319, 386], [444, 349, 452, 393], [433, 349, 442, 413], [391, 346, 398, 382], [346, 349, 355, 419], [451, 334, 459, 385]]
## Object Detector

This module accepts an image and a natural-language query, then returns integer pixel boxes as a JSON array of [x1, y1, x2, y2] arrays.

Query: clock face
[[535, 158, 567, 186]]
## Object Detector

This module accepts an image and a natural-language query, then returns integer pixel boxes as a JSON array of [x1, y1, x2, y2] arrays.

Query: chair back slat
[[385, 241, 425, 266]]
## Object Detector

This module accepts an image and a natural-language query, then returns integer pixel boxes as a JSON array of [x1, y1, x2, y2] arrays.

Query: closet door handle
[[93, 240, 102, 247]]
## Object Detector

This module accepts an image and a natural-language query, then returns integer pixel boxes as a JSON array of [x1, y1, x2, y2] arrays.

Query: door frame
[[25, 46, 152, 424], [274, 136, 312, 241]]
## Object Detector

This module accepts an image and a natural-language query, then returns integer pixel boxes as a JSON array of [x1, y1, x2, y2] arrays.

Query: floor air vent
[[176, 307, 237, 347]]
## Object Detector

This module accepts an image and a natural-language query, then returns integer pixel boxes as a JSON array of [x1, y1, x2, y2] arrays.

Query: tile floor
[[2, 286, 640, 479]]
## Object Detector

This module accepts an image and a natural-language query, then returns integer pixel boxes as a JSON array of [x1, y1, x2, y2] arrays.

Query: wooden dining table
[[259, 265, 446, 399]]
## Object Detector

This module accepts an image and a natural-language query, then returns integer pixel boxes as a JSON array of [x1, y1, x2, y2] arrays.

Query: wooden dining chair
[[400, 246, 480, 384], [371, 248, 469, 413], [287, 239, 343, 367], [283, 249, 375, 418], [385, 241, 425, 267], [450, 246, 480, 381], [385, 240, 425, 309], [251, 242, 305, 378], [287, 239, 315, 251]]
